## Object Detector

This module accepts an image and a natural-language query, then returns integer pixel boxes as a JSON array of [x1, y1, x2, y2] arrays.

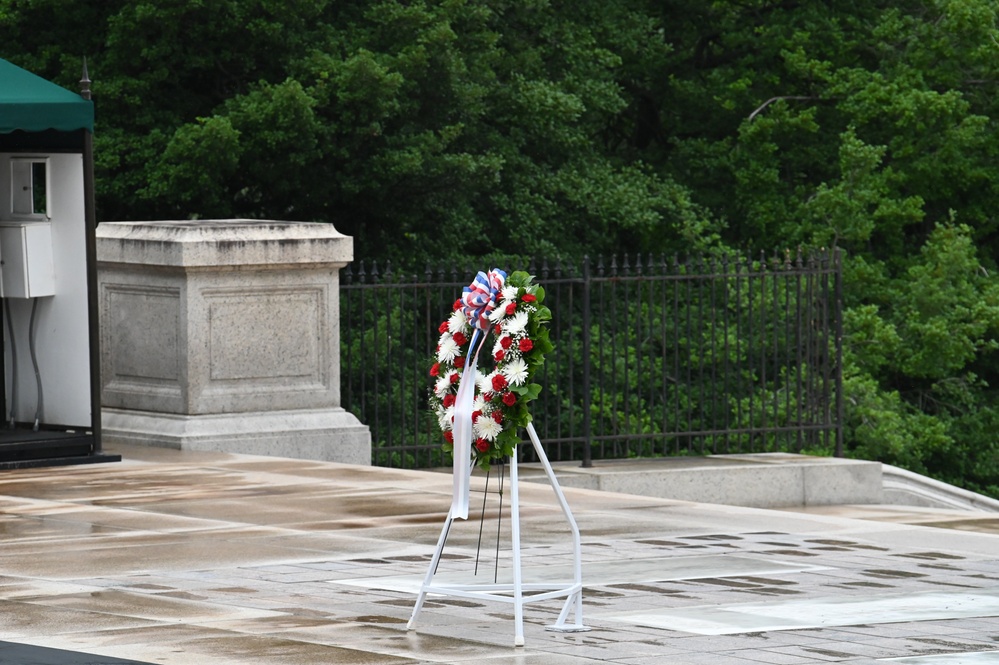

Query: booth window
[[10, 158, 48, 218]]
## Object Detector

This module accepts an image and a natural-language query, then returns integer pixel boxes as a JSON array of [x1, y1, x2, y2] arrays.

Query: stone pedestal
[[96, 220, 370, 464]]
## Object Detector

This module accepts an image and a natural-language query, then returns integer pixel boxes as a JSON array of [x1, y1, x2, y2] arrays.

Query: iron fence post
[[581, 256, 592, 468], [833, 248, 844, 457]]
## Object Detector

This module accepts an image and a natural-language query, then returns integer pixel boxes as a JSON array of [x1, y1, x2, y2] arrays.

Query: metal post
[[80, 58, 103, 454], [581, 256, 592, 468], [833, 248, 844, 457]]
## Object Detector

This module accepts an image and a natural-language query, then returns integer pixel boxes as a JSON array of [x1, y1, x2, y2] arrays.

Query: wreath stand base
[[407, 421, 589, 647]]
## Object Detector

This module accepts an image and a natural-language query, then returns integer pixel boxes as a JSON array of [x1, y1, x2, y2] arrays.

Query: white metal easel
[[407, 421, 589, 646]]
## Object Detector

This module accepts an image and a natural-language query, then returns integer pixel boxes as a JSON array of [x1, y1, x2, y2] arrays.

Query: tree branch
[[748, 95, 818, 121]]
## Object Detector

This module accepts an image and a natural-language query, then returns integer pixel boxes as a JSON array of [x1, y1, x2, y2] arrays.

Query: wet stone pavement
[[0, 444, 997, 664]]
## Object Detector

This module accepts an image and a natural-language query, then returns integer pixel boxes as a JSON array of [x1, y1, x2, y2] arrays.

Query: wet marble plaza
[[0, 445, 997, 664]]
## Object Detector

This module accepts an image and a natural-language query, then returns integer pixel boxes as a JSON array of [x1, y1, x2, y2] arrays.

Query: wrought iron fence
[[341, 250, 842, 468]]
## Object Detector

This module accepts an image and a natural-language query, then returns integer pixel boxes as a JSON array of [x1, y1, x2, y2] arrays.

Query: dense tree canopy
[[3, 0, 998, 494], [2, 0, 710, 261]]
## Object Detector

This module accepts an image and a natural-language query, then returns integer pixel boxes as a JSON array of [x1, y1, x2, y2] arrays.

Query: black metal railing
[[341, 250, 842, 468]]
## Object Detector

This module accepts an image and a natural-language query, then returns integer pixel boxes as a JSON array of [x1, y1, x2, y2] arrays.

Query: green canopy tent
[[0, 58, 93, 135], [0, 58, 93, 152], [0, 58, 114, 468]]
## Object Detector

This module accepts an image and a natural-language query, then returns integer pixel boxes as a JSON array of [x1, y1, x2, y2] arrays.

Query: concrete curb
[[882, 463, 999, 512]]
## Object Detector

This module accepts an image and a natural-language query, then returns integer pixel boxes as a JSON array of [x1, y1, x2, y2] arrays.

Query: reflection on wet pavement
[[0, 443, 995, 664], [599, 591, 999, 635], [333, 553, 828, 594], [881, 651, 999, 664]]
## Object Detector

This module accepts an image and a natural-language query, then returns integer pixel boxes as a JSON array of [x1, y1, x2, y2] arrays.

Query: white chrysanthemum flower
[[501, 285, 518, 302], [503, 310, 529, 335], [437, 406, 454, 430], [476, 372, 494, 395], [435, 376, 451, 398], [503, 357, 529, 386], [473, 395, 486, 412], [437, 336, 460, 363], [487, 304, 506, 323], [474, 415, 503, 441], [448, 309, 467, 333]]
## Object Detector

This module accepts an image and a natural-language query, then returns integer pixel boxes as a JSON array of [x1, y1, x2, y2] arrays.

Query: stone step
[[518, 452, 998, 511]]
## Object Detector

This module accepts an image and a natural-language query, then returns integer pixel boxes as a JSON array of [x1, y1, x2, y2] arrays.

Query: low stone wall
[[96, 220, 370, 465], [520, 453, 885, 508]]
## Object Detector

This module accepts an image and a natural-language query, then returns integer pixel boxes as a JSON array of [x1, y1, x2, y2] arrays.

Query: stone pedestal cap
[[97, 220, 353, 268]]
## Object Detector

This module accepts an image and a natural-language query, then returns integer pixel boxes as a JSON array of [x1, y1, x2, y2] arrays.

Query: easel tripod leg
[[510, 449, 526, 647], [408, 509, 453, 630], [527, 423, 591, 633]]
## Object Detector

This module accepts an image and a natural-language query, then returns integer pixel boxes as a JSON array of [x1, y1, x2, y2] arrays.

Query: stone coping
[[96, 219, 353, 268]]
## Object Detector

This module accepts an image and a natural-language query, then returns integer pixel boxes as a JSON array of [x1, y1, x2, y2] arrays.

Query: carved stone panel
[[189, 283, 333, 413]]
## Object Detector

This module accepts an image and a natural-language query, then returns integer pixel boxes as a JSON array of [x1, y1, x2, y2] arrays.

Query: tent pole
[[80, 58, 103, 454]]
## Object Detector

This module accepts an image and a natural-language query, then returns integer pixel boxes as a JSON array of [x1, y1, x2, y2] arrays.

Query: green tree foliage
[[4, 0, 999, 495], [642, 0, 999, 495], [0, 0, 710, 261]]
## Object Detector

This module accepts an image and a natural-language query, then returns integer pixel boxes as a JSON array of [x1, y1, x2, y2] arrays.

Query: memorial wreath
[[430, 270, 553, 468]]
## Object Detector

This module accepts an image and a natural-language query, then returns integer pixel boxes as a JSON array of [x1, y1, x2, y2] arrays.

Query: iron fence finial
[[80, 57, 92, 100]]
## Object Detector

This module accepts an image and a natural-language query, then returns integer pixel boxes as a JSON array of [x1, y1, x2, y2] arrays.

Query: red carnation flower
[[502, 392, 517, 406], [444, 431, 454, 443], [492, 374, 508, 391], [500, 336, 512, 350], [472, 410, 482, 422], [475, 439, 489, 452], [430, 362, 440, 377], [449, 372, 460, 384], [495, 324, 502, 334], [492, 410, 504, 424], [454, 357, 465, 368], [505, 302, 517, 315], [519, 338, 533, 352], [453, 331, 467, 346], [522, 293, 537, 303], [442, 393, 455, 408], [438, 321, 449, 334], [453, 299, 462, 311], [494, 349, 505, 362]]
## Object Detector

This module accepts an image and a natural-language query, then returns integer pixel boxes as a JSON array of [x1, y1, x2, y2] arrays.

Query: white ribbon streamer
[[450, 330, 485, 520], [449, 268, 506, 520]]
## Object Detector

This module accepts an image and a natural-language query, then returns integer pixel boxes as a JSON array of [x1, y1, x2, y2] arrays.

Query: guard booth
[[0, 58, 117, 468]]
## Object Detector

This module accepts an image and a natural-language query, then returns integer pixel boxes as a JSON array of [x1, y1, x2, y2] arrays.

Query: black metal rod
[[735, 256, 743, 452], [494, 460, 505, 584], [581, 257, 592, 468], [795, 255, 804, 453], [475, 466, 490, 576], [673, 257, 682, 454], [834, 248, 844, 457]]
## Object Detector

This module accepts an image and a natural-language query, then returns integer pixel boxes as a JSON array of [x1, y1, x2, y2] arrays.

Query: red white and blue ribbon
[[462, 269, 507, 333], [451, 268, 506, 519]]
